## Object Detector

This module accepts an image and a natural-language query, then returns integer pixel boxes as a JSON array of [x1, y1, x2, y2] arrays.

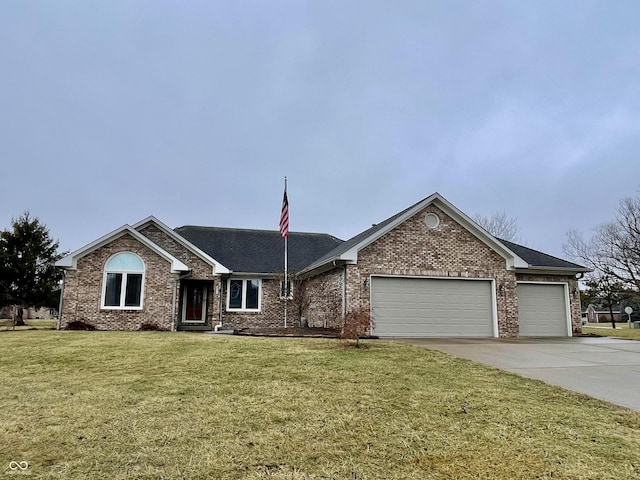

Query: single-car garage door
[[370, 277, 494, 338], [517, 283, 569, 336]]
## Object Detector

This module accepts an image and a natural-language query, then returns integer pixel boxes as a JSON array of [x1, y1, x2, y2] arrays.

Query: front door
[[182, 283, 208, 323]]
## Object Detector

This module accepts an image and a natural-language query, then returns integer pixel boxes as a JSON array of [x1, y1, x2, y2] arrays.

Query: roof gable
[[55, 225, 189, 273], [301, 192, 529, 274], [300, 192, 588, 275], [133, 216, 230, 275]]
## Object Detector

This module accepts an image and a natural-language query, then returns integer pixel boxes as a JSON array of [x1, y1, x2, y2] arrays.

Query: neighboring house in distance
[[55, 193, 590, 337], [585, 303, 621, 323], [0, 305, 57, 320]]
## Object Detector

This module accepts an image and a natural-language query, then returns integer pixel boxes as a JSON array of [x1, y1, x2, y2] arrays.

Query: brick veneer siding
[[59, 234, 179, 331], [515, 273, 582, 335], [304, 268, 344, 329], [345, 205, 520, 337], [138, 224, 221, 328], [220, 277, 299, 330]]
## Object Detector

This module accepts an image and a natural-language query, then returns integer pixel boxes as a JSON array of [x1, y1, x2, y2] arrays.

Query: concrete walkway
[[399, 337, 640, 411]]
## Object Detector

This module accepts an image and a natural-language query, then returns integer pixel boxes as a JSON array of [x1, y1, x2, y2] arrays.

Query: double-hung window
[[227, 279, 261, 311], [101, 252, 145, 309]]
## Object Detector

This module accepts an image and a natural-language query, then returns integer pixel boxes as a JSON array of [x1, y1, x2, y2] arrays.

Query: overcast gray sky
[[1, 1, 638, 260]]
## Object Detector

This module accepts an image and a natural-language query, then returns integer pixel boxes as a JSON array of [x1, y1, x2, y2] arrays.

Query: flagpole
[[283, 177, 288, 329], [284, 232, 288, 329]]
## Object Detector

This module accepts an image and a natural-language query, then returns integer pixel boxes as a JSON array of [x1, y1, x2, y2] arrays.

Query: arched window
[[101, 252, 145, 309]]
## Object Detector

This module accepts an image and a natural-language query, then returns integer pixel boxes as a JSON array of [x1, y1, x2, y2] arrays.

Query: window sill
[[227, 308, 261, 313], [100, 306, 144, 311]]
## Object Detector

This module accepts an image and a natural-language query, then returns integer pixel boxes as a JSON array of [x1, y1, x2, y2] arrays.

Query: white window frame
[[101, 252, 145, 310], [226, 278, 262, 312]]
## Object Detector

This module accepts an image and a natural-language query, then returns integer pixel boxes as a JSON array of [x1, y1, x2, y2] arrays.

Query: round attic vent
[[424, 213, 440, 228]]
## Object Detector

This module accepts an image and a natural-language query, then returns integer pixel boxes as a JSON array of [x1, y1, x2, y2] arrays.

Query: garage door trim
[[516, 281, 572, 337], [369, 275, 499, 338]]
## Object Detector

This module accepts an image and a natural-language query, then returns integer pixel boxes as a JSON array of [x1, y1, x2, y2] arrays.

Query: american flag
[[279, 188, 289, 238]]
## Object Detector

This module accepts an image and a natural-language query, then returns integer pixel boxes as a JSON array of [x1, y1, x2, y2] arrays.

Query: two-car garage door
[[370, 277, 571, 337], [370, 277, 495, 338]]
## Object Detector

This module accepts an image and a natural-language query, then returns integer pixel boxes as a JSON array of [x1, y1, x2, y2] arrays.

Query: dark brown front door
[[183, 283, 207, 323]]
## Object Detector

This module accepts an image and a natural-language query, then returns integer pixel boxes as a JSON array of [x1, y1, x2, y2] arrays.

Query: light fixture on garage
[[498, 284, 505, 295], [363, 278, 370, 290]]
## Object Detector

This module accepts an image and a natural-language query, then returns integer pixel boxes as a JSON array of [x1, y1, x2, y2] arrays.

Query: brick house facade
[[56, 193, 589, 336]]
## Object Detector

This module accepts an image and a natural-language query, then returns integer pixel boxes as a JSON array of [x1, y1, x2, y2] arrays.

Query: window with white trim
[[227, 278, 261, 311], [101, 252, 145, 309]]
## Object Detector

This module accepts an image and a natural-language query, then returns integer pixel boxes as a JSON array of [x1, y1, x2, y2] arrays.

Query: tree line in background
[[0, 212, 64, 327], [565, 191, 640, 327]]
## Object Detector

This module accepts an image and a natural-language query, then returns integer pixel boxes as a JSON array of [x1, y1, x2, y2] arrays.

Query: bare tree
[[340, 306, 374, 347], [582, 275, 632, 328], [473, 211, 521, 242], [565, 194, 640, 290], [277, 270, 311, 327]]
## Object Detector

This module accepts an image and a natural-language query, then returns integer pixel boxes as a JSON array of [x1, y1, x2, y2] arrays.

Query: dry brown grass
[[583, 324, 640, 340], [1, 332, 639, 479]]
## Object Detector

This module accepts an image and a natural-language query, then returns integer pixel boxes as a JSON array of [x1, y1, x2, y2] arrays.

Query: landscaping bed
[[236, 326, 340, 337]]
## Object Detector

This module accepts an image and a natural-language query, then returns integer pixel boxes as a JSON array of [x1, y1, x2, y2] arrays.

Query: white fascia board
[[338, 193, 442, 263], [297, 192, 530, 275], [55, 224, 190, 273], [132, 215, 230, 275], [338, 247, 359, 263], [55, 224, 134, 269]]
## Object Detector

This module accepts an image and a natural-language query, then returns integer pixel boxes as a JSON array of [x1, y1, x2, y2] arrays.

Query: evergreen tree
[[0, 212, 64, 326]]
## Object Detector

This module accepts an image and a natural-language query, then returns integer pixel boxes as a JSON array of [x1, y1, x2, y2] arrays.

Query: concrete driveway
[[399, 337, 640, 411]]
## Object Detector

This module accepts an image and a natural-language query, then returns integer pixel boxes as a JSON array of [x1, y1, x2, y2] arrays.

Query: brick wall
[[59, 233, 179, 331], [138, 224, 221, 328], [345, 205, 520, 337], [221, 277, 298, 330], [304, 268, 344, 329]]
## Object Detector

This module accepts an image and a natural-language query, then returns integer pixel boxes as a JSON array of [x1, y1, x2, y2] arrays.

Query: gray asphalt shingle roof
[[174, 226, 343, 274], [174, 197, 588, 275], [302, 199, 423, 271], [499, 239, 588, 270]]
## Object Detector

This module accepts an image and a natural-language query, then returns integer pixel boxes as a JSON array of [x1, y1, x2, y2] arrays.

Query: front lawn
[[2, 332, 640, 479], [582, 324, 640, 340]]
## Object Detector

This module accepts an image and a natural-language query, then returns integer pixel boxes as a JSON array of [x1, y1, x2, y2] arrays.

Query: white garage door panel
[[518, 283, 568, 336], [371, 277, 493, 338]]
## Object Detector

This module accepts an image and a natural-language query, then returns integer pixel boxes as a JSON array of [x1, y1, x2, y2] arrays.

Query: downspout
[[214, 278, 224, 332], [214, 275, 228, 332], [171, 276, 178, 332], [57, 271, 66, 330], [330, 260, 347, 329], [342, 264, 347, 317]]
